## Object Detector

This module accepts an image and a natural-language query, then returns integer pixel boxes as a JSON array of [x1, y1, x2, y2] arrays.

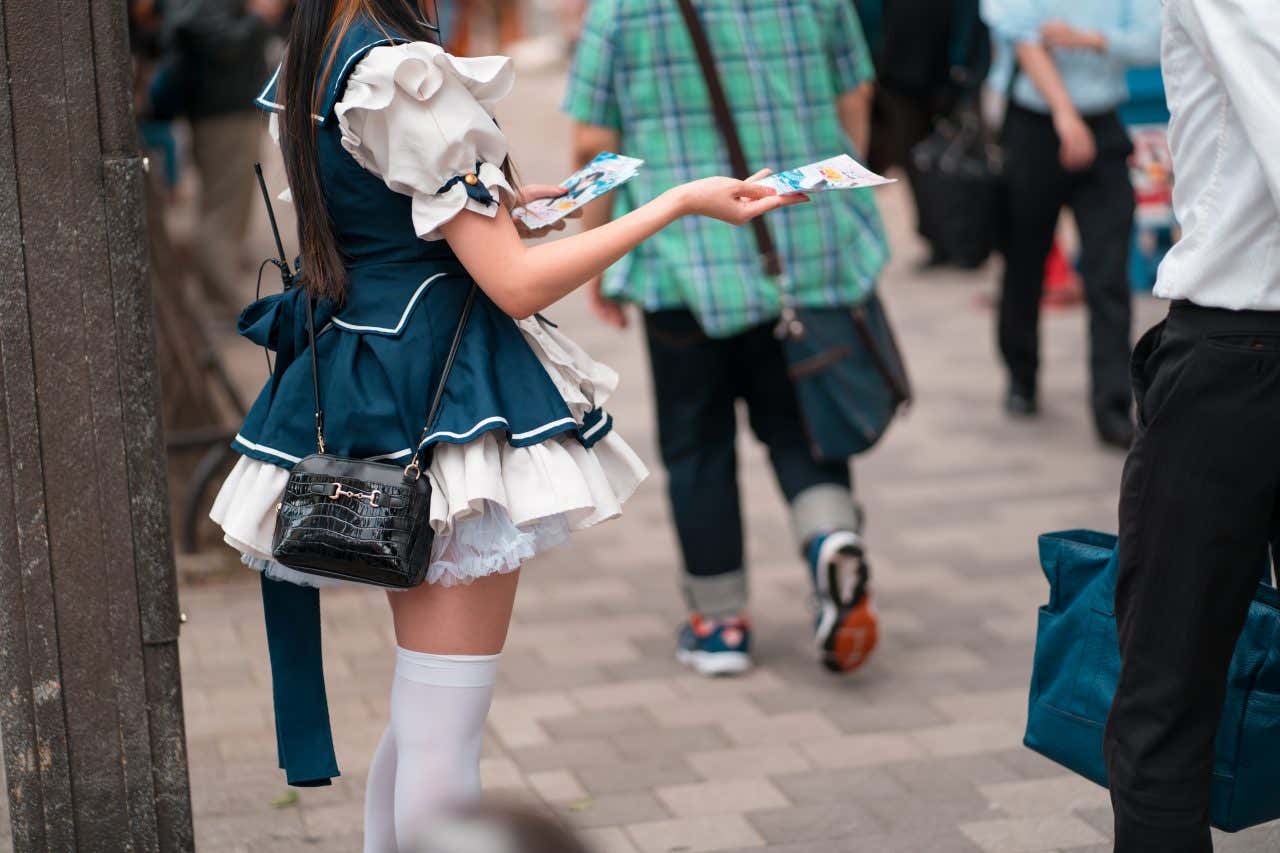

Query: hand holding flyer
[[512, 152, 645, 230], [754, 154, 895, 195]]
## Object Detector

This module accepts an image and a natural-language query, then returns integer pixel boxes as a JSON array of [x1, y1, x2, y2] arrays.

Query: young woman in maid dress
[[207, 0, 804, 849]]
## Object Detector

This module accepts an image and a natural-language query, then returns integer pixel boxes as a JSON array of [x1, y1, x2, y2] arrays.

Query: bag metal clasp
[[327, 483, 384, 507]]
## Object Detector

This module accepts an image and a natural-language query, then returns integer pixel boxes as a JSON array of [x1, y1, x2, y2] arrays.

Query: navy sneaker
[[676, 614, 753, 677], [807, 531, 879, 674]]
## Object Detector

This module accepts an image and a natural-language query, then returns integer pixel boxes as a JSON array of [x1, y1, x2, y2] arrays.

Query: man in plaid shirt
[[564, 0, 890, 677]]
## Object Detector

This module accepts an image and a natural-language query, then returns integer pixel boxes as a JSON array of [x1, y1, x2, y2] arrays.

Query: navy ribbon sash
[[260, 575, 340, 787]]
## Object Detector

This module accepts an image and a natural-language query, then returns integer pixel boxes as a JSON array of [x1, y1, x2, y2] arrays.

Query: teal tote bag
[[1025, 530, 1280, 832]]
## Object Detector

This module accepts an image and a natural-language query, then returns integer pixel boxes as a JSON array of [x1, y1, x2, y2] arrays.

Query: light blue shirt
[[981, 0, 1162, 115]]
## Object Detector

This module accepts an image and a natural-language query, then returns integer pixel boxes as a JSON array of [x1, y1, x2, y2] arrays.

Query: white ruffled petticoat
[[210, 316, 647, 589]]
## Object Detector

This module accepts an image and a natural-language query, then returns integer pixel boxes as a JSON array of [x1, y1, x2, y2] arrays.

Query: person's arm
[[561, 0, 645, 327], [1040, 0, 1161, 65], [1016, 40, 1096, 171], [571, 122, 629, 327], [837, 83, 874, 161], [1177, 0, 1280, 214], [824, 0, 877, 158], [440, 178, 805, 320]]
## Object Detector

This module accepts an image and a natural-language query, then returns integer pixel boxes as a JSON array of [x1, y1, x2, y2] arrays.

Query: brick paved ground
[[5, 59, 1279, 853]]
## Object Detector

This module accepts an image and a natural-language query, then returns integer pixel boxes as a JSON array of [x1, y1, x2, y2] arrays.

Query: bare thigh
[[387, 570, 520, 654]]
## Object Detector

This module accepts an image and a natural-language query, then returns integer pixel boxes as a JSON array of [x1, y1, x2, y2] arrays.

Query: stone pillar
[[0, 0, 194, 850]]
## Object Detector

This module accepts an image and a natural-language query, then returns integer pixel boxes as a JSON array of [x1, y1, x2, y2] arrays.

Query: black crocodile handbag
[[270, 283, 477, 589]]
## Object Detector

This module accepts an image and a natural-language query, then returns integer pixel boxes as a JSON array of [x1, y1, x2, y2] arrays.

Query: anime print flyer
[[512, 152, 645, 229], [756, 154, 895, 195]]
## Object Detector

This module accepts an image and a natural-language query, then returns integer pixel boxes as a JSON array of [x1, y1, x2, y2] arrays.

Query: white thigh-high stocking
[[363, 726, 398, 853], [387, 647, 500, 853]]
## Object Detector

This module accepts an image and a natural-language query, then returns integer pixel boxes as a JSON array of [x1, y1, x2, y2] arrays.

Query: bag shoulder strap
[[673, 0, 783, 279], [408, 285, 477, 476]]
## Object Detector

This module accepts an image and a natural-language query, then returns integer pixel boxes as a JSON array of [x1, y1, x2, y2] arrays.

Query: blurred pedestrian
[[982, 0, 1159, 448], [1106, 2, 1280, 850], [869, 0, 990, 269], [158, 0, 286, 306], [564, 0, 889, 677], [206, 1, 799, 847]]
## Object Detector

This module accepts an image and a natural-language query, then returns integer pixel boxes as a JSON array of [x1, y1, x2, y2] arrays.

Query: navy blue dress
[[239, 20, 616, 788], [238, 23, 592, 470]]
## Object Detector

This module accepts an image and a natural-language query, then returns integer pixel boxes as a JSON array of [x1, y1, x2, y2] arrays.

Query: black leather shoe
[[1005, 387, 1038, 417], [1096, 410, 1136, 450]]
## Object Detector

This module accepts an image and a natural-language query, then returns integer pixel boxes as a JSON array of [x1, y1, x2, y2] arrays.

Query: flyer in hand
[[512, 152, 645, 230], [755, 154, 895, 195]]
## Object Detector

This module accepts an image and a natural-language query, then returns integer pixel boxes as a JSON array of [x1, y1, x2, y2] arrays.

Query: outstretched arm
[[440, 179, 805, 320]]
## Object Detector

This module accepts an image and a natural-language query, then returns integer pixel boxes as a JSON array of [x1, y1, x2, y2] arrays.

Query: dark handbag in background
[[253, 167, 475, 588], [910, 103, 1005, 268], [910, 54, 1024, 267], [675, 0, 913, 460], [1026, 531, 1280, 833]]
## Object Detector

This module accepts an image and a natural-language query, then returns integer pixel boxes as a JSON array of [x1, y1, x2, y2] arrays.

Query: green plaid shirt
[[562, 0, 889, 338]]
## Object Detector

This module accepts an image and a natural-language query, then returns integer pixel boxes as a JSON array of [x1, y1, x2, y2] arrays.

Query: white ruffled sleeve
[[334, 42, 516, 240]]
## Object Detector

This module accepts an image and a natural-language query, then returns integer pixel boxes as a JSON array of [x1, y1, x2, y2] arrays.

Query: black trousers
[[1105, 302, 1280, 851], [1000, 106, 1135, 416], [643, 310, 850, 578]]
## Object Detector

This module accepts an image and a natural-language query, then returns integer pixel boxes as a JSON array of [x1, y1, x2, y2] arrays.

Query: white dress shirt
[[1154, 0, 1280, 310]]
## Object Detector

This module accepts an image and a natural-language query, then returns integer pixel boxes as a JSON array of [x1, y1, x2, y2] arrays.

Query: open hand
[[513, 183, 581, 239], [671, 172, 808, 225]]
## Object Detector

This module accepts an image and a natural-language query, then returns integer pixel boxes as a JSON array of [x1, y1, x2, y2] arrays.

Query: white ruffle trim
[[334, 41, 516, 240], [410, 162, 514, 241], [210, 429, 646, 590], [211, 288, 647, 589], [516, 315, 619, 420], [232, 500, 572, 590]]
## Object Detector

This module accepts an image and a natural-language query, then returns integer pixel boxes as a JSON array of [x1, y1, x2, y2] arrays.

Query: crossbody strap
[[302, 281, 478, 477], [674, 0, 783, 279], [303, 289, 327, 454], [405, 284, 477, 479]]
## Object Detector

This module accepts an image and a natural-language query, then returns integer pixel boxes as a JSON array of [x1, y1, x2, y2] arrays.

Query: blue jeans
[[644, 310, 858, 615]]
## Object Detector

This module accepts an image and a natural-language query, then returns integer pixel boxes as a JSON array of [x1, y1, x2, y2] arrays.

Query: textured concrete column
[[0, 0, 194, 850]]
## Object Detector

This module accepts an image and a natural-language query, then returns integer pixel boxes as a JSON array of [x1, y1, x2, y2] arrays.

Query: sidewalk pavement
[[6, 61, 1277, 853]]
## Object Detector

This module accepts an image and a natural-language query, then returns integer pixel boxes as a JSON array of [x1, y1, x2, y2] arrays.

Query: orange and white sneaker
[[808, 530, 879, 674]]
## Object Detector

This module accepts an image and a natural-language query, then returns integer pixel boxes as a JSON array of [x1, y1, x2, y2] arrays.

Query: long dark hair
[[280, 0, 439, 302]]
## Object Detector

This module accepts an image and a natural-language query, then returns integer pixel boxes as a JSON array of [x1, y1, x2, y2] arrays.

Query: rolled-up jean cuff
[[790, 484, 862, 546], [682, 570, 748, 619]]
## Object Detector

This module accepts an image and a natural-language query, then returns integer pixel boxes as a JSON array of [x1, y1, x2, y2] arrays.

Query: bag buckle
[[774, 305, 805, 340], [327, 483, 384, 507]]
